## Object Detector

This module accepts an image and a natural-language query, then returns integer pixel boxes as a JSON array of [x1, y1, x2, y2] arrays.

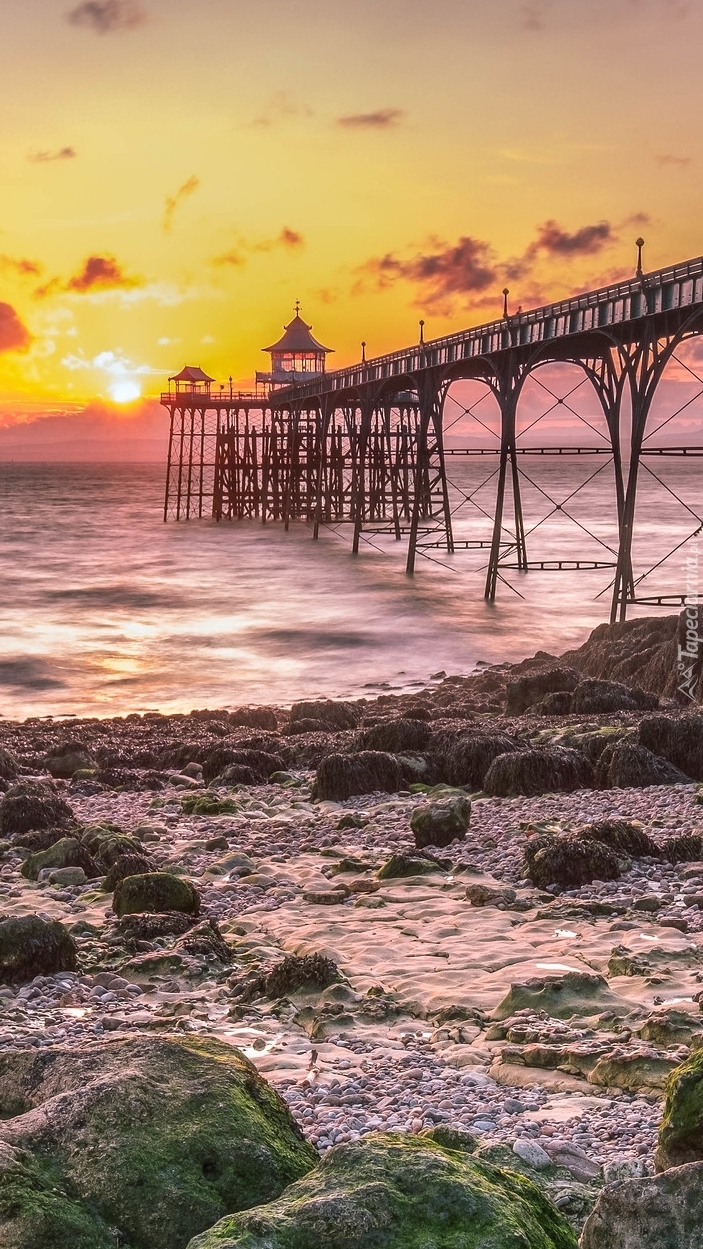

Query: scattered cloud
[[35, 255, 142, 299], [163, 175, 200, 233], [28, 147, 77, 164], [520, 1, 551, 31], [61, 349, 157, 375], [0, 304, 32, 354], [0, 255, 43, 278], [66, 0, 146, 34], [355, 236, 497, 309], [337, 108, 405, 130], [252, 93, 314, 128], [356, 217, 620, 313], [213, 227, 305, 269], [656, 152, 691, 167], [528, 219, 614, 258]]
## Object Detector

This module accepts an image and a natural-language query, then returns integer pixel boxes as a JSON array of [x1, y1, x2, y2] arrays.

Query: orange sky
[[1, 0, 703, 424]]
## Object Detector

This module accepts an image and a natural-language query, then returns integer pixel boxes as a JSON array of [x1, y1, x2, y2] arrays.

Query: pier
[[162, 247, 703, 623]]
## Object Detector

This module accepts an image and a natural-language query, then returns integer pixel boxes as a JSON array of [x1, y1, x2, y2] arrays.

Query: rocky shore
[[1, 612, 702, 1247]]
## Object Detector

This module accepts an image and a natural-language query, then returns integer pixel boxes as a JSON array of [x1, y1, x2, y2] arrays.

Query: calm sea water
[[0, 460, 698, 720]]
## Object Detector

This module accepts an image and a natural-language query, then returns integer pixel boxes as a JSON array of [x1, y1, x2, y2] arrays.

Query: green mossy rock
[[185, 1132, 577, 1249], [0, 915, 77, 985], [182, 795, 242, 816], [0, 1140, 115, 1249], [80, 821, 143, 870], [492, 971, 620, 1022], [376, 853, 441, 880], [0, 1036, 317, 1249], [656, 1048, 703, 1170], [102, 853, 155, 891], [0, 781, 74, 841], [20, 836, 98, 881], [411, 795, 471, 849], [112, 871, 201, 917]]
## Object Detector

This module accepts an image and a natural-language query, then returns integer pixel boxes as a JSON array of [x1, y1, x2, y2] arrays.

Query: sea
[[0, 460, 699, 721]]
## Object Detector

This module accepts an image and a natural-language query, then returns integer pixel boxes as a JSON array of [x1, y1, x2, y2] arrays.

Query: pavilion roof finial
[[295, 299, 301, 316]]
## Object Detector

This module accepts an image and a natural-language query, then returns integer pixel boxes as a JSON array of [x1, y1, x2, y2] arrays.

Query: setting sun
[[109, 379, 141, 403]]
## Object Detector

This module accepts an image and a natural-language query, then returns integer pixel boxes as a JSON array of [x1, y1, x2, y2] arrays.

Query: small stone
[[512, 1138, 552, 1170]]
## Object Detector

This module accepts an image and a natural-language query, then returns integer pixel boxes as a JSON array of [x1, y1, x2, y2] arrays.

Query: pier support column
[[484, 357, 528, 601], [406, 372, 451, 575]]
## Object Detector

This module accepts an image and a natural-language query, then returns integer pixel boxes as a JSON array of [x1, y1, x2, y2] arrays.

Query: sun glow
[[110, 379, 141, 404]]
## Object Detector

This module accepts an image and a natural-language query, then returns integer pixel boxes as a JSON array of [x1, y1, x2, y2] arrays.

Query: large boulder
[[358, 719, 432, 754], [202, 747, 285, 786], [597, 741, 692, 789], [522, 833, 620, 890], [289, 699, 359, 731], [0, 916, 77, 984], [112, 872, 201, 917], [229, 706, 278, 731], [0, 748, 19, 783], [484, 747, 594, 797], [438, 732, 520, 789], [314, 752, 404, 801], [638, 713, 703, 781], [570, 678, 658, 715], [42, 743, 97, 779], [20, 836, 98, 881], [410, 794, 471, 848], [185, 1133, 577, 1249], [580, 1161, 703, 1249], [656, 1049, 703, 1170], [0, 780, 74, 842], [0, 1036, 317, 1249], [505, 667, 579, 716], [103, 853, 156, 891]]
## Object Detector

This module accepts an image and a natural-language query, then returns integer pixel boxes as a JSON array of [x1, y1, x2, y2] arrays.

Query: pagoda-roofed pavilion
[[257, 305, 333, 388], [167, 365, 214, 397]]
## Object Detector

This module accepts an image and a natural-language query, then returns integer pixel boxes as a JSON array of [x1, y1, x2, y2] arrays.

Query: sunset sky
[[1, 0, 703, 427]]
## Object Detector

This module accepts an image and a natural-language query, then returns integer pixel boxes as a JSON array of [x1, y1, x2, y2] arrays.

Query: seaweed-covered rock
[[638, 713, 703, 781], [522, 833, 620, 890], [264, 955, 341, 998], [203, 747, 285, 786], [656, 1049, 703, 1170], [112, 872, 201, 917], [663, 834, 703, 864], [0, 1036, 317, 1249], [580, 1161, 703, 1249], [229, 706, 278, 731], [315, 752, 404, 801], [176, 919, 234, 965], [0, 747, 20, 783], [576, 818, 661, 859], [103, 853, 156, 891], [42, 743, 96, 779], [159, 741, 207, 769], [484, 748, 594, 798], [570, 679, 658, 715], [185, 1132, 577, 1249], [116, 911, 196, 949], [289, 699, 359, 731], [597, 741, 692, 789], [80, 822, 143, 869], [438, 733, 520, 789], [535, 690, 574, 715], [0, 780, 74, 841], [20, 836, 98, 882], [357, 719, 432, 754], [0, 915, 77, 984], [505, 667, 579, 715], [410, 794, 471, 848]]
